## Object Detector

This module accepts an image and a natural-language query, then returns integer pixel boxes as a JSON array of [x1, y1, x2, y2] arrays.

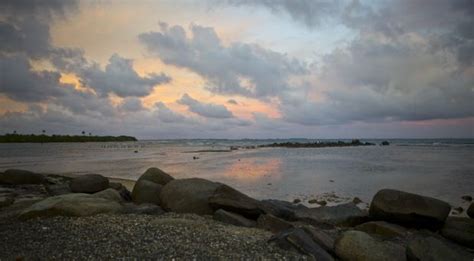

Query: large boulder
[[122, 202, 165, 215], [137, 167, 174, 186], [0, 169, 46, 185], [369, 189, 451, 229], [294, 203, 368, 227], [270, 228, 334, 261], [355, 221, 406, 238], [468, 203, 474, 218], [407, 234, 473, 261], [257, 214, 294, 233], [334, 230, 406, 261], [160, 178, 221, 215], [69, 174, 109, 193], [440, 217, 474, 248], [260, 199, 308, 220], [131, 180, 162, 205], [208, 184, 263, 218], [213, 209, 256, 227], [19, 193, 122, 220], [94, 188, 123, 202]]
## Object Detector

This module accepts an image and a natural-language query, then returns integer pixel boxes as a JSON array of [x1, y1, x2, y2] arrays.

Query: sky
[[0, 0, 473, 139]]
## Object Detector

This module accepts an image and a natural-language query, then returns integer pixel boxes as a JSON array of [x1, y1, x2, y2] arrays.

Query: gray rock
[[468, 203, 474, 218], [214, 209, 256, 227], [131, 180, 162, 205], [355, 221, 406, 238], [0, 196, 14, 208], [369, 189, 451, 229], [109, 182, 132, 201], [407, 234, 473, 261], [45, 183, 72, 196], [122, 203, 165, 215], [302, 227, 337, 254], [19, 193, 122, 220], [137, 167, 174, 186], [160, 178, 221, 215], [69, 174, 109, 193], [208, 184, 263, 219], [260, 199, 308, 220], [94, 188, 123, 202], [461, 195, 472, 201], [270, 228, 334, 261], [440, 217, 474, 248], [335, 230, 406, 261], [294, 203, 368, 227], [257, 214, 294, 233], [0, 169, 46, 185]]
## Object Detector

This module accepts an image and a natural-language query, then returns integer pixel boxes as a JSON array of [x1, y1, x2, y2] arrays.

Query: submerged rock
[[369, 189, 451, 229], [69, 174, 109, 193], [208, 184, 263, 219], [160, 178, 220, 215], [468, 203, 474, 218], [270, 228, 334, 261], [213, 209, 256, 227], [407, 234, 473, 261], [137, 167, 174, 186], [461, 195, 472, 202], [355, 221, 406, 238], [131, 180, 162, 205], [0, 169, 46, 185], [19, 193, 122, 220], [294, 203, 368, 227], [440, 217, 474, 248], [257, 214, 294, 233], [335, 230, 406, 261]]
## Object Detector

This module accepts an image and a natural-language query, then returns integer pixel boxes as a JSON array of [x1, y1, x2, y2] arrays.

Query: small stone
[[461, 195, 472, 201]]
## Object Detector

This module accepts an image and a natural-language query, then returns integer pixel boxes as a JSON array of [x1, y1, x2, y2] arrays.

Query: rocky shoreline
[[1, 168, 473, 260]]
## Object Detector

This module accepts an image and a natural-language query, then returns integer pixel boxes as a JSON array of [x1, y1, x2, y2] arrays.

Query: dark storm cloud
[[76, 54, 171, 98], [177, 94, 234, 119], [139, 23, 306, 98], [222, 0, 338, 28], [119, 98, 145, 112]]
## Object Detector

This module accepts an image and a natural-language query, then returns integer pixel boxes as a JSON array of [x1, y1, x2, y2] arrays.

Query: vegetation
[[259, 139, 375, 148], [0, 134, 137, 143]]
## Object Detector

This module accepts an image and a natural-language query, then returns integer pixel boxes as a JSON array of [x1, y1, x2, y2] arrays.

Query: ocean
[[0, 139, 473, 209]]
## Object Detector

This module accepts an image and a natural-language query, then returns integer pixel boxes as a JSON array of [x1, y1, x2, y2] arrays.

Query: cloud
[[76, 54, 171, 98], [227, 99, 238, 105], [222, 0, 338, 28], [119, 97, 144, 112], [139, 23, 306, 98], [155, 102, 190, 123], [177, 94, 234, 119]]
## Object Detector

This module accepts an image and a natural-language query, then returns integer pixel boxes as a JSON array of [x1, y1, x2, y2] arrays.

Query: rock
[[94, 188, 123, 202], [335, 230, 406, 261], [160, 178, 220, 215], [270, 228, 334, 261], [302, 227, 337, 254], [407, 234, 473, 261], [453, 206, 464, 214], [293, 199, 301, 204], [0, 169, 46, 185], [19, 193, 122, 220], [355, 221, 406, 238], [45, 183, 72, 196], [131, 180, 162, 205], [352, 197, 362, 204], [308, 199, 318, 204], [380, 141, 390, 146], [295, 203, 368, 227], [0, 196, 14, 208], [369, 189, 451, 229], [122, 203, 165, 215], [213, 209, 257, 227], [440, 217, 474, 248], [137, 167, 174, 186], [468, 203, 474, 218], [109, 182, 132, 201], [257, 214, 294, 233], [69, 174, 109, 193], [208, 184, 263, 219], [461, 195, 472, 201], [260, 199, 308, 220]]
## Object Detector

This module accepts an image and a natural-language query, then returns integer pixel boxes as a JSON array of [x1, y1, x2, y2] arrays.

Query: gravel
[[0, 212, 307, 260]]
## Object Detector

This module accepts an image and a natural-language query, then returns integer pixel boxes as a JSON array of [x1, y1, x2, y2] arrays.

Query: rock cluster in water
[[1, 168, 473, 260]]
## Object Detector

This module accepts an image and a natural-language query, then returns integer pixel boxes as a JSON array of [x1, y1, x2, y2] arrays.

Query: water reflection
[[222, 157, 282, 182]]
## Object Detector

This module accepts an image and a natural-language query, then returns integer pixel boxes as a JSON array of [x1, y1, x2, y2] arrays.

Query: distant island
[[0, 134, 137, 143], [259, 139, 375, 148]]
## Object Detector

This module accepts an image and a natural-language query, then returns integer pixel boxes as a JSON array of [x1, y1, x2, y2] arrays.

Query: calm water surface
[[0, 139, 473, 208]]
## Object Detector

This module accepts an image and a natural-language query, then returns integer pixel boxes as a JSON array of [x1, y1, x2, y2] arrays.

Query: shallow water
[[0, 139, 473, 208]]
